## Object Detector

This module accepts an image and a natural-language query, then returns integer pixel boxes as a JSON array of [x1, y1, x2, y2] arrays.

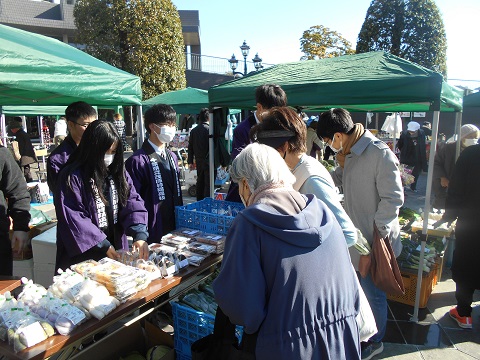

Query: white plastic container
[[31, 225, 57, 265], [13, 258, 34, 280]]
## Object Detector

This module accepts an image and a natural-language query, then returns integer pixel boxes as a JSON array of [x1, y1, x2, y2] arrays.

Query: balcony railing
[[185, 53, 274, 76]]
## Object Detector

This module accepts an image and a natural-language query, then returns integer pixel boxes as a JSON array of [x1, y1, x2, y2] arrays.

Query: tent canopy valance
[[0, 24, 142, 106], [143, 87, 209, 114], [208, 51, 463, 113], [463, 91, 480, 108]]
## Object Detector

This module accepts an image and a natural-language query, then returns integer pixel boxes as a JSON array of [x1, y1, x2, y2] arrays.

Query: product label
[[20, 321, 47, 347]]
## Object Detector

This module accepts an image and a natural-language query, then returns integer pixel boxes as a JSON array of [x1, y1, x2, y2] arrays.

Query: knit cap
[[460, 124, 479, 139]]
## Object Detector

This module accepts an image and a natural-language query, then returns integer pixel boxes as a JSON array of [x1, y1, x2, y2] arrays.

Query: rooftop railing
[[185, 53, 274, 76]]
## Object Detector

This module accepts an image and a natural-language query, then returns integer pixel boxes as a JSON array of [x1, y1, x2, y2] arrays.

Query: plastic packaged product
[[180, 251, 207, 267], [160, 233, 194, 248], [117, 249, 139, 267], [8, 308, 54, 352], [193, 233, 226, 246], [171, 228, 202, 237], [33, 293, 87, 335], [0, 291, 18, 341], [135, 259, 162, 280], [48, 269, 85, 303], [149, 243, 177, 254], [187, 242, 216, 256], [155, 256, 177, 278], [70, 259, 99, 275], [86, 258, 152, 301], [17, 278, 48, 306]]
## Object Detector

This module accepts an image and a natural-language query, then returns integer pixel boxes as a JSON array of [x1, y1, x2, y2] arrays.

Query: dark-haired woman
[[54, 121, 149, 271]]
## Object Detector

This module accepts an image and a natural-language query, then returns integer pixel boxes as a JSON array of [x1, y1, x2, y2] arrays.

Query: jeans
[[359, 272, 387, 342]]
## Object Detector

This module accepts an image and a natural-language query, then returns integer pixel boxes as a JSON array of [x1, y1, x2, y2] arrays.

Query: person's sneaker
[[449, 307, 472, 329], [361, 342, 384, 360]]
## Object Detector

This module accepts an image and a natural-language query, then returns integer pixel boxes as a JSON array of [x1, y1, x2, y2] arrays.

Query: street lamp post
[[229, 40, 263, 77], [240, 40, 250, 76]]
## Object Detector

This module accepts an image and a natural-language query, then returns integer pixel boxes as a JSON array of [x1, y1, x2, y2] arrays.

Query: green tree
[[356, 0, 447, 77], [74, 0, 186, 99], [299, 25, 355, 60]]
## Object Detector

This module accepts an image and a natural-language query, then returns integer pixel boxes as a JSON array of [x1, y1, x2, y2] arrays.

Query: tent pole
[[454, 112, 462, 160], [38, 116, 44, 146], [209, 110, 214, 198], [136, 105, 144, 150], [393, 113, 398, 151], [0, 113, 6, 146], [411, 110, 440, 322]]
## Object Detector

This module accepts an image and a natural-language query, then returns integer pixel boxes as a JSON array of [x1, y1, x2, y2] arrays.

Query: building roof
[[0, 0, 200, 46]]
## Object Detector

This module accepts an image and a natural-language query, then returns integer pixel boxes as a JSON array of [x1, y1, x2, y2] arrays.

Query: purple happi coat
[[125, 140, 183, 244], [54, 168, 148, 271]]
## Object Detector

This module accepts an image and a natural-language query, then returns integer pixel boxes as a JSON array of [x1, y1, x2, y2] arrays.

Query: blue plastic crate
[[171, 301, 243, 358], [175, 351, 191, 360], [175, 198, 244, 235]]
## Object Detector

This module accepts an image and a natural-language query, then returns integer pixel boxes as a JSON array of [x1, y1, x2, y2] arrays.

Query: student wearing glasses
[[125, 104, 183, 243], [47, 101, 97, 195]]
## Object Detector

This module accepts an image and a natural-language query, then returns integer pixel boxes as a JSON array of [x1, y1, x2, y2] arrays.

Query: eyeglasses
[[72, 121, 94, 129]]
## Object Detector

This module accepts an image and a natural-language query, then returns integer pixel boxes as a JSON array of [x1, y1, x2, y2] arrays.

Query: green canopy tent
[[143, 87, 209, 115], [0, 24, 142, 106], [209, 51, 462, 113], [0, 24, 143, 145], [209, 51, 464, 321], [143, 87, 240, 116]]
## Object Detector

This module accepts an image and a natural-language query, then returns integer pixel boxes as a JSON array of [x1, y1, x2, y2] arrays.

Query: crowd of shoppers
[[0, 83, 474, 360]]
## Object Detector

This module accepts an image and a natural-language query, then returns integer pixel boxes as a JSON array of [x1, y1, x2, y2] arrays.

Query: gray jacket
[[330, 130, 404, 269]]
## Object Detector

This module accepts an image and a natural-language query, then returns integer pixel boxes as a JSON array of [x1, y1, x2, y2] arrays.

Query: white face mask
[[328, 135, 343, 153], [463, 138, 478, 147], [154, 124, 176, 144], [104, 154, 114, 167]]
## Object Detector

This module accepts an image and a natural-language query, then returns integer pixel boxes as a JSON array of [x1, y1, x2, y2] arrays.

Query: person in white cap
[[432, 124, 479, 209], [397, 121, 428, 192]]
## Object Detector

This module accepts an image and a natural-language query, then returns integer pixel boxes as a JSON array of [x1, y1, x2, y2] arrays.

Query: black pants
[[455, 281, 476, 317], [23, 164, 33, 183], [0, 231, 13, 276], [410, 165, 422, 191], [196, 164, 217, 201]]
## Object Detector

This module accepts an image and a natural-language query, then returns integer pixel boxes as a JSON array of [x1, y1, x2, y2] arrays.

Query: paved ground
[[379, 173, 480, 359], [30, 162, 480, 360]]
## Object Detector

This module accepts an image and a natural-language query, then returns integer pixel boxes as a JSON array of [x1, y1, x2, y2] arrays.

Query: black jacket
[[188, 122, 210, 168], [10, 129, 37, 166], [444, 144, 480, 287], [397, 129, 428, 171], [0, 147, 31, 234]]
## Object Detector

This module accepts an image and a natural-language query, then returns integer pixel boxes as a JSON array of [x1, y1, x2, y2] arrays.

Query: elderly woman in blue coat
[[213, 143, 361, 360]]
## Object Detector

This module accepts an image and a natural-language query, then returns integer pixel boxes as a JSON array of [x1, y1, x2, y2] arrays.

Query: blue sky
[[172, 0, 480, 89]]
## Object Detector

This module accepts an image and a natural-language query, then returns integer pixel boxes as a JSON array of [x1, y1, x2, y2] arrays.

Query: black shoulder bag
[[191, 307, 257, 360]]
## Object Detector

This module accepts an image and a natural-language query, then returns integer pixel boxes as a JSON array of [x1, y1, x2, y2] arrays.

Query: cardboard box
[[71, 321, 174, 360], [10, 221, 57, 260]]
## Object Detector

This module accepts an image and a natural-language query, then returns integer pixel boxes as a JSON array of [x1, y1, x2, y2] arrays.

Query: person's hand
[[132, 240, 149, 260], [11, 231, 29, 254], [106, 245, 119, 260], [440, 177, 449, 188]]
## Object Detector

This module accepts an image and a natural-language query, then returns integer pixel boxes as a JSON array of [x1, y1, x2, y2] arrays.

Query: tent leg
[[136, 105, 144, 150], [209, 110, 214, 198], [411, 110, 440, 322], [0, 114, 6, 146], [454, 112, 462, 160]]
